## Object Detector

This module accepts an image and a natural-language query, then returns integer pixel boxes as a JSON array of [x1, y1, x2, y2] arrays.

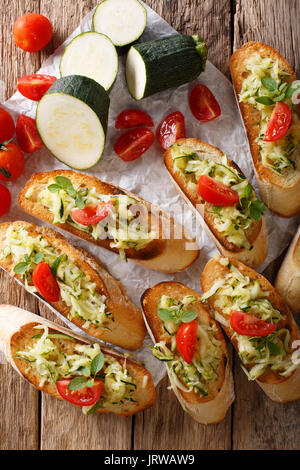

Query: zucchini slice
[[93, 0, 146, 48], [60, 32, 118, 91], [36, 75, 110, 170], [126, 34, 208, 100]]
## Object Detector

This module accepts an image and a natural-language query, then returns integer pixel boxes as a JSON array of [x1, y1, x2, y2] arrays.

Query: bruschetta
[[0, 221, 146, 350], [164, 138, 268, 268], [230, 42, 300, 217], [141, 281, 234, 424], [18, 170, 199, 273], [0, 305, 156, 416], [201, 255, 300, 402], [275, 225, 300, 314]]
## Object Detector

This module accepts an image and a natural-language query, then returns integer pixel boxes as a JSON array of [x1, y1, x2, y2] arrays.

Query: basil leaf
[[75, 193, 85, 209], [67, 376, 88, 391], [241, 184, 253, 200], [91, 353, 105, 376], [249, 200, 267, 220], [55, 176, 76, 197], [285, 82, 300, 99], [80, 366, 91, 377], [33, 252, 44, 264], [86, 378, 95, 388], [84, 398, 102, 415], [158, 308, 174, 322], [181, 310, 198, 323], [13, 262, 30, 274], [273, 93, 286, 102], [267, 341, 281, 356], [0, 167, 11, 179], [51, 254, 66, 276], [261, 76, 277, 92], [255, 96, 274, 106], [48, 184, 60, 193]]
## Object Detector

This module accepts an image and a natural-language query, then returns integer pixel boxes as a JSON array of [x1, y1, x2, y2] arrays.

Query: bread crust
[[201, 255, 300, 402], [230, 41, 300, 217], [141, 281, 235, 424], [164, 137, 268, 268], [275, 225, 300, 314], [0, 305, 156, 417], [18, 170, 199, 273], [0, 221, 146, 350]]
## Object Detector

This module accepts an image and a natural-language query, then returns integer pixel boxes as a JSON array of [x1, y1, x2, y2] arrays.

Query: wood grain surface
[[0, 0, 299, 450]]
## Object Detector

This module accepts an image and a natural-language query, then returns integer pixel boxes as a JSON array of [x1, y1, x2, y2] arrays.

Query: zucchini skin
[[45, 75, 110, 136], [128, 34, 208, 99]]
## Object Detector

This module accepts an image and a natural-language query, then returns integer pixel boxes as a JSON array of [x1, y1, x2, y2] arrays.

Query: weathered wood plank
[[232, 0, 300, 450]]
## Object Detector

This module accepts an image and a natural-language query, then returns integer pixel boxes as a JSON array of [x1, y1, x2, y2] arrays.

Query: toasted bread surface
[[0, 305, 156, 417], [0, 221, 146, 350], [19, 170, 199, 273], [164, 138, 268, 267], [230, 42, 300, 216]]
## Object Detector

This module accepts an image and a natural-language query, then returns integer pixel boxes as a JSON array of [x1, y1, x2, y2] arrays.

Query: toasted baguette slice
[[0, 221, 146, 350], [141, 281, 234, 424], [230, 42, 300, 217], [201, 255, 300, 402], [18, 170, 199, 273], [275, 225, 300, 314], [164, 138, 268, 268], [0, 305, 156, 417]]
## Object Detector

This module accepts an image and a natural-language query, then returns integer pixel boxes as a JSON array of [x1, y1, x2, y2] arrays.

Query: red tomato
[[229, 310, 277, 337], [13, 13, 53, 52], [263, 102, 292, 142], [16, 115, 43, 153], [56, 378, 103, 407], [114, 128, 155, 162], [115, 109, 154, 129], [0, 142, 24, 181], [176, 320, 198, 364], [32, 262, 60, 302], [197, 175, 239, 206], [0, 184, 11, 217], [189, 84, 221, 122], [71, 201, 114, 226], [157, 111, 186, 150], [0, 108, 15, 143], [18, 74, 57, 101]]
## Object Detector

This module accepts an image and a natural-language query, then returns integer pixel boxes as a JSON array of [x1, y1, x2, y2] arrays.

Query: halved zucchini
[[93, 0, 147, 48], [36, 75, 110, 170], [60, 32, 118, 91]]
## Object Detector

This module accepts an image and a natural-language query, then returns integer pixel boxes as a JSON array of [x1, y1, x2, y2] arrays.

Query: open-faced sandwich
[[201, 255, 300, 402], [141, 281, 234, 424], [0, 305, 156, 416], [230, 42, 300, 217], [164, 138, 268, 268], [275, 225, 300, 314], [0, 221, 146, 350], [18, 170, 199, 273]]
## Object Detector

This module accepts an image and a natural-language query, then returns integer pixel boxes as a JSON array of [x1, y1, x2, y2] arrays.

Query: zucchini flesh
[[126, 34, 208, 100], [93, 0, 147, 47], [36, 75, 110, 170], [60, 32, 118, 91]]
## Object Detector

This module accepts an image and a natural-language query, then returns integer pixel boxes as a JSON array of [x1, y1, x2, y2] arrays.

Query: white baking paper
[[1, 2, 299, 382]]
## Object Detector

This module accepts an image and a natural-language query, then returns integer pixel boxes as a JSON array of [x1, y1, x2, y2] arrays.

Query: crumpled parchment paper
[[1, 2, 299, 382]]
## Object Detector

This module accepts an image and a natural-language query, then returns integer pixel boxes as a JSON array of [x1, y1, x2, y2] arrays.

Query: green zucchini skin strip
[[127, 34, 208, 99]]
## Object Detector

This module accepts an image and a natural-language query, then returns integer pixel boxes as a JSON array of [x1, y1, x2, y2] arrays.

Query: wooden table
[[0, 0, 299, 451]]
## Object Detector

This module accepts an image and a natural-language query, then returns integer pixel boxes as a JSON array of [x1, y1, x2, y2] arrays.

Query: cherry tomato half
[[18, 74, 57, 101], [13, 13, 53, 52], [229, 310, 277, 337], [32, 262, 60, 303], [263, 102, 292, 142], [56, 378, 103, 407], [0, 184, 11, 217], [0, 142, 24, 182], [197, 175, 239, 206], [114, 128, 155, 162], [71, 201, 114, 226], [0, 108, 15, 143], [16, 115, 43, 154], [115, 109, 154, 129], [189, 84, 221, 122], [157, 111, 186, 150], [176, 320, 198, 364]]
